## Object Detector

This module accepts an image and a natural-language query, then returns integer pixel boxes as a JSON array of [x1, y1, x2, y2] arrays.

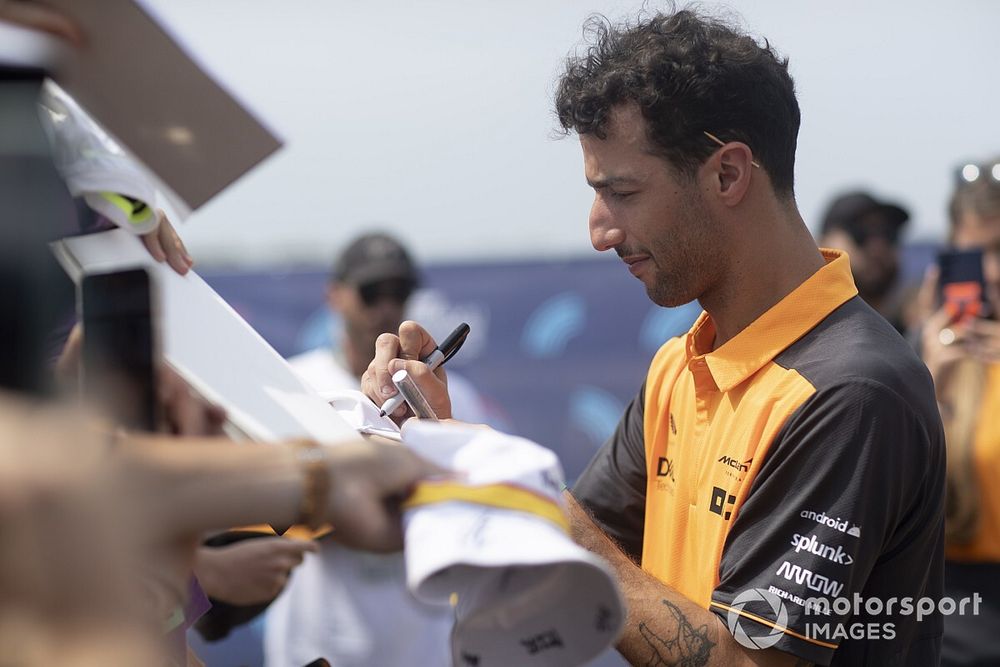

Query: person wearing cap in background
[[818, 191, 914, 333], [265, 232, 490, 667]]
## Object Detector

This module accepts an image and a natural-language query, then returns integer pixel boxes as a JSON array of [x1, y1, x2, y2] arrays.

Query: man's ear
[[707, 143, 755, 207]]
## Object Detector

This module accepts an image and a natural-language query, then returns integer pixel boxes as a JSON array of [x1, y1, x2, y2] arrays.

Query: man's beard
[[643, 194, 715, 308]]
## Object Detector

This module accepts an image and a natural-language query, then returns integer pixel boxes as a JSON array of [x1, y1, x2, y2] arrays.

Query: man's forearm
[[564, 493, 808, 667]]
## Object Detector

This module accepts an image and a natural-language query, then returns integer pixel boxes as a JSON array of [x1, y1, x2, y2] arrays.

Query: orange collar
[[684, 249, 858, 392]]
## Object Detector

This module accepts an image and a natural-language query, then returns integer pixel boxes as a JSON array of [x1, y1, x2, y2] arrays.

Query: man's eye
[[610, 191, 635, 199]]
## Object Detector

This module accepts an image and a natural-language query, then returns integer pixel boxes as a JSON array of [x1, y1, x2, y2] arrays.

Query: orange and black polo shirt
[[573, 250, 946, 666]]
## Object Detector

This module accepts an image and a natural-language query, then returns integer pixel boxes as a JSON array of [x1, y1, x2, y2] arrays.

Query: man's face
[[580, 105, 719, 307], [952, 210, 1000, 315], [329, 278, 411, 357]]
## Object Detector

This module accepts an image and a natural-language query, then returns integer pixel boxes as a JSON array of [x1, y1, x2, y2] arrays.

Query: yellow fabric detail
[[403, 480, 569, 533], [100, 191, 153, 225], [697, 249, 857, 392], [228, 523, 332, 541], [947, 362, 1000, 562]]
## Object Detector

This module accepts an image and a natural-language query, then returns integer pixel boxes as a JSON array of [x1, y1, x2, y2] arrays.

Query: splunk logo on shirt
[[775, 561, 844, 598], [791, 533, 854, 566], [800, 510, 861, 538]]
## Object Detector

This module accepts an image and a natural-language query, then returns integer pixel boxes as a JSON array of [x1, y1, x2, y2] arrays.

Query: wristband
[[294, 441, 330, 531]]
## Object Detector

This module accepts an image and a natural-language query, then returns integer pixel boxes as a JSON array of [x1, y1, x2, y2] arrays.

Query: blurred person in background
[[818, 191, 913, 333], [915, 156, 1000, 667], [266, 232, 492, 667], [288, 231, 489, 422]]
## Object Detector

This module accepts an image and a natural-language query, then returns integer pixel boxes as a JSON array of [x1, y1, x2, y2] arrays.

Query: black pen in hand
[[378, 322, 471, 418]]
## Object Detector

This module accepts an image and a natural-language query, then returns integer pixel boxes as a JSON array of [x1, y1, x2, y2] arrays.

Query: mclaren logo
[[717, 455, 751, 473]]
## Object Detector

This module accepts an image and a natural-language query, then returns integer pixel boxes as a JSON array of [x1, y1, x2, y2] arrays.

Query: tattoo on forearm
[[636, 599, 716, 666]]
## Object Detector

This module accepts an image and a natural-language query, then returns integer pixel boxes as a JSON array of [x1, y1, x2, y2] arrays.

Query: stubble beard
[[645, 191, 715, 308]]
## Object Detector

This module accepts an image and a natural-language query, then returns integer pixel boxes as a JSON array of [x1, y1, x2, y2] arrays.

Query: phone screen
[[938, 248, 990, 323], [80, 268, 159, 431]]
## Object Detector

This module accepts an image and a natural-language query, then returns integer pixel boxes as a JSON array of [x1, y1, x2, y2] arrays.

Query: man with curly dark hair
[[362, 7, 948, 667], [555, 8, 946, 667]]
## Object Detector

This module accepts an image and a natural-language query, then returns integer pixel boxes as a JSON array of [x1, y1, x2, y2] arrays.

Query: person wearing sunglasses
[[818, 191, 912, 333], [913, 156, 1000, 667], [267, 232, 488, 667], [290, 232, 420, 391]]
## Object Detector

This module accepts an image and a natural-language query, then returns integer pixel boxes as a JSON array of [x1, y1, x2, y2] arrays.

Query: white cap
[[401, 420, 624, 667]]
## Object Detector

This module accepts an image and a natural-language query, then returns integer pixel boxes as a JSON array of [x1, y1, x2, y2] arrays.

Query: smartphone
[[80, 268, 160, 431], [938, 248, 991, 323]]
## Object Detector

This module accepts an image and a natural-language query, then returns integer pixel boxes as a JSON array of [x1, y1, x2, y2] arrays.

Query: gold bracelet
[[294, 441, 330, 530]]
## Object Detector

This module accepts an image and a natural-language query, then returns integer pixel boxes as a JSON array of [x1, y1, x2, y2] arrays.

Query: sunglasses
[[842, 219, 901, 247], [956, 161, 1000, 187], [358, 279, 414, 307]]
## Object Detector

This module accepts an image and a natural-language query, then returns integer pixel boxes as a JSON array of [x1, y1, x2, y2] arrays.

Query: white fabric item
[[0, 23, 67, 72], [265, 347, 497, 667], [401, 420, 624, 667], [38, 81, 181, 234]]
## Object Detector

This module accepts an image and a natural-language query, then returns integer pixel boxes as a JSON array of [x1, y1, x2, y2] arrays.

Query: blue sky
[[142, 0, 1000, 266]]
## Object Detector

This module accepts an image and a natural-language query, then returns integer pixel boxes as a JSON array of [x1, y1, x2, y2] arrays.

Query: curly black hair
[[555, 7, 800, 195]]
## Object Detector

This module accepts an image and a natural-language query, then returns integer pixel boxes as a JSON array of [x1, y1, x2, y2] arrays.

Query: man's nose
[[589, 197, 625, 252]]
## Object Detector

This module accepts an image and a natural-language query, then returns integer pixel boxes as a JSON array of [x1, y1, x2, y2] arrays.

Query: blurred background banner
[[201, 245, 935, 482]]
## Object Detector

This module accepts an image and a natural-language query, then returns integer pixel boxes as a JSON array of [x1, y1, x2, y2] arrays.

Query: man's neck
[[699, 205, 826, 350]]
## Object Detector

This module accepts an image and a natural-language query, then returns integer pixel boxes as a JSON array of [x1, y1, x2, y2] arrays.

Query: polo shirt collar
[[684, 249, 858, 392]]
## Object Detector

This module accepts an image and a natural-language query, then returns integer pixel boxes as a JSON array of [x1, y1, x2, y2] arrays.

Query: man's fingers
[[272, 539, 319, 556], [372, 333, 403, 399], [323, 442, 447, 552], [157, 213, 193, 275], [397, 320, 438, 361], [373, 442, 448, 493], [333, 489, 404, 553], [387, 359, 451, 419], [967, 318, 1000, 339], [0, 2, 86, 48], [141, 228, 166, 263]]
